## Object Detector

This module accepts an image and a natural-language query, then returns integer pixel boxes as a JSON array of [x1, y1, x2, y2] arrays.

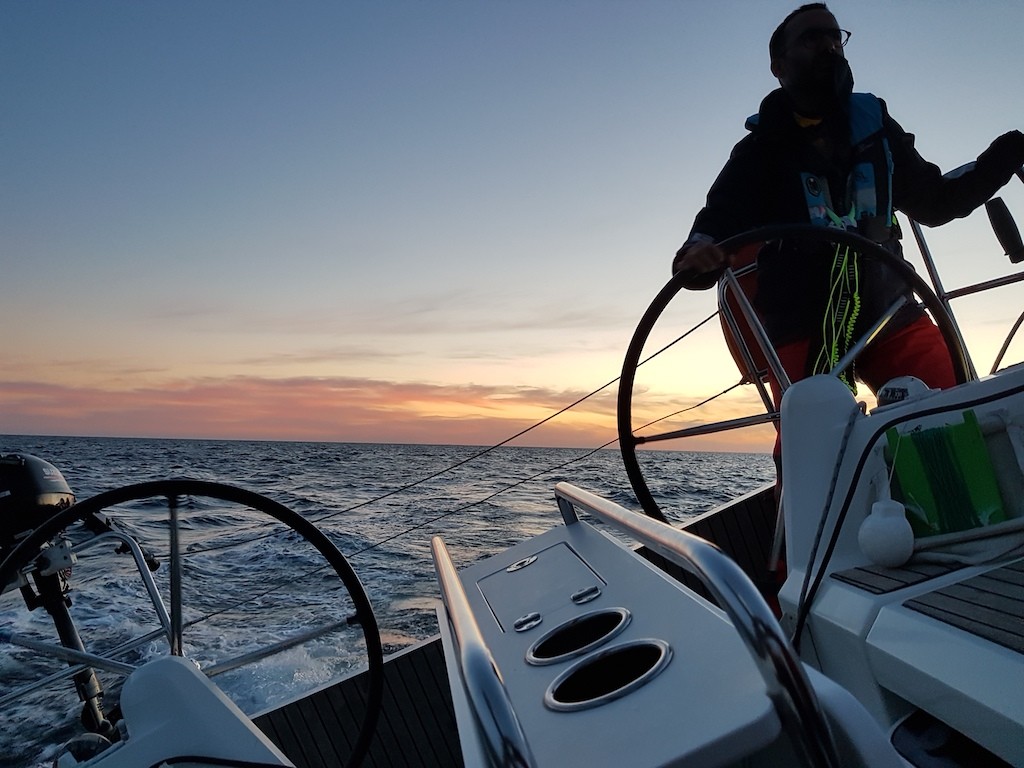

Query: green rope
[[812, 242, 861, 390]]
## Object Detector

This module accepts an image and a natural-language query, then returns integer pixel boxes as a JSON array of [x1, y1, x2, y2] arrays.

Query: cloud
[[0, 376, 614, 447], [133, 287, 638, 339], [0, 374, 772, 453]]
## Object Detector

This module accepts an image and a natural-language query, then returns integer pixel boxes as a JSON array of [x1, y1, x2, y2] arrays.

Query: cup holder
[[544, 639, 672, 712], [525, 608, 631, 666]]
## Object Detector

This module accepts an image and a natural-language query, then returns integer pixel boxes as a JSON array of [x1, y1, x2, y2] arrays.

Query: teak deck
[[834, 558, 1024, 655], [254, 637, 463, 768], [905, 559, 1024, 655]]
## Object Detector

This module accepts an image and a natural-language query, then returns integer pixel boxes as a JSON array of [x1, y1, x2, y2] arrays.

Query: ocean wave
[[0, 435, 771, 764]]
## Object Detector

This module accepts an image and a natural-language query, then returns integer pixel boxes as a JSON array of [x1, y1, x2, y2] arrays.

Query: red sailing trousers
[[767, 314, 957, 462]]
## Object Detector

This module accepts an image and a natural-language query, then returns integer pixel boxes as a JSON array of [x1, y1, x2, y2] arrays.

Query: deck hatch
[[475, 541, 605, 632]]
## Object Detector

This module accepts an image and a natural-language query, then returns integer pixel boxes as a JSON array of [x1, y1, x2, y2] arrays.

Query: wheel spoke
[[204, 618, 351, 677], [637, 412, 779, 445], [168, 493, 183, 656]]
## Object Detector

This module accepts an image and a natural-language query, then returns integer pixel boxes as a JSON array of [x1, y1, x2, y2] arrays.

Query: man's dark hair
[[769, 3, 830, 62]]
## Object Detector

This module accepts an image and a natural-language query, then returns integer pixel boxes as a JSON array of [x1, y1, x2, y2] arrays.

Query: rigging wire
[[63, 308, 745, 633], [63, 308, 730, 620], [102, 310, 742, 627], [185, 309, 722, 557], [155, 376, 745, 628]]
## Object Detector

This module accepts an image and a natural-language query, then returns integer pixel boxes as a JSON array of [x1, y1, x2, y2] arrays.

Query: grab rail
[[431, 536, 535, 768], [553, 482, 840, 768], [908, 218, 979, 380], [719, 263, 790, 398]]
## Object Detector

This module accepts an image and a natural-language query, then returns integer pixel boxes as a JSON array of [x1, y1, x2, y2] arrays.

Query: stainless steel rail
[[554, 482, 841, 768], [77, 531, 173, 639], [431, 536, 535, 768], [719, 263, 790, 397], [908, 218, 979, 380], [0, 529, 173, 709]]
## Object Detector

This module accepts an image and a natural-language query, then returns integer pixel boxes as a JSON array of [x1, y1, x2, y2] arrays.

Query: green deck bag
[[885, 410, 1007, 538]]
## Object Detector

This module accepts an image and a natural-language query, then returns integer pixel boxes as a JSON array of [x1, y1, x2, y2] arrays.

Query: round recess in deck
[[543, 639, 672, 711], [525, 607, 630, 666]]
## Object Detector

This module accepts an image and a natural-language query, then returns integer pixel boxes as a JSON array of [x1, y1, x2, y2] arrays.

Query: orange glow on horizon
[[0, 374, 774, 453]]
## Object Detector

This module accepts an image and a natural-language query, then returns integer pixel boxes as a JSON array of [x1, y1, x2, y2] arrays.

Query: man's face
[[772, 9, 852, 115]]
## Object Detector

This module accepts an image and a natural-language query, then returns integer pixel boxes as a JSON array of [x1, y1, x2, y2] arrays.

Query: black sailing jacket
[[687, 88, 1023, 347]]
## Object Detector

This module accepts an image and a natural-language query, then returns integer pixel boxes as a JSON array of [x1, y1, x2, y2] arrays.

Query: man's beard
[[789, 54, 854, 117]]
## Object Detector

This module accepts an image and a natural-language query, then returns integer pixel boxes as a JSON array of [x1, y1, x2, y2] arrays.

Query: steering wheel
[[0, 480, 383, 768], [618, 224, 971, 521]]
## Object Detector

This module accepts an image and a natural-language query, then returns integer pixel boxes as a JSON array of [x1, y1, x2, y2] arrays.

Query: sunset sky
[[4, 0, 1024, 451]]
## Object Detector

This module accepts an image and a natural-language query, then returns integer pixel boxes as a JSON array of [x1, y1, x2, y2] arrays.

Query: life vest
[[740, 93, 894, 239], [805, 94, 895, 384], [798, 93, 894, 242], [724, 94, 896, 387]]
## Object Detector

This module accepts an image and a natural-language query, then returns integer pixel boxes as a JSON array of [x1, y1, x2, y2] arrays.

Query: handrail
[[719, 265, 791, 397], [992, 309, 1024, 374], [717, 262, 776, 400], [943, 271, 1024, 300], [908, 218, 979, 379], [76, 531, 173, 639], [909, 179, 1024, 376], [553, 482, 840, 768], [431, 536, 535, 768]]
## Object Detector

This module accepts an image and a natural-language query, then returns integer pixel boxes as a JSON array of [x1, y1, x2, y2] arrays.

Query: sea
[[0, 435, 773, 768]]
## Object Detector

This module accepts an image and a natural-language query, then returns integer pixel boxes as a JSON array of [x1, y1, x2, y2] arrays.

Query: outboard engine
[[0, 453, 116, 739], [0, 453, 76, 584]]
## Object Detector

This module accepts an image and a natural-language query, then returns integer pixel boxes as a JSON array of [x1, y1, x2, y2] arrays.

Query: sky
[[3, 0, 1024, 452]]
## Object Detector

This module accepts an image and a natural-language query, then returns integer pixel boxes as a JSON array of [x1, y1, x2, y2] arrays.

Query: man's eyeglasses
[[793, 27, 852, 50]]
